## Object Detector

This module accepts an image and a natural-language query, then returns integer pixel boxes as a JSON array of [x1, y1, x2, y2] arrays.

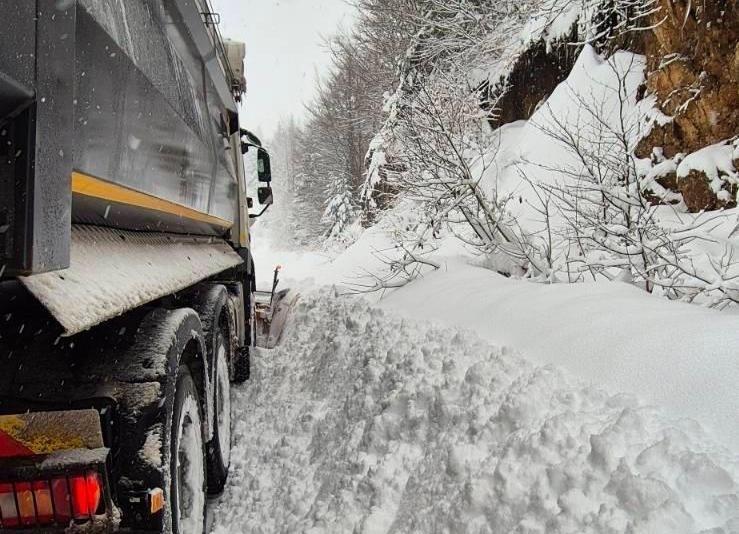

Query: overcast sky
[[211, 0, 357, 140]]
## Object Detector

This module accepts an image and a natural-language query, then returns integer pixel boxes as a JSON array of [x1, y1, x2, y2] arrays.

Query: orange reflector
[[51, 477, 72, 522], [32, 481, 54, 523], [15, 482, 35, 526], [149, 487, 164, 514]]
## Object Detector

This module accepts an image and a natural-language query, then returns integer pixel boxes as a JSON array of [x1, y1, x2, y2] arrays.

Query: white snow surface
[[480, 46, 649, 229], [212, 292, 739, 533], [378, 261, 739, 453], [249, 223, 739, 454]]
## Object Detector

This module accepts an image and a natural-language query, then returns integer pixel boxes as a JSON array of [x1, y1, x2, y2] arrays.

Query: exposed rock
[[636, 0, 739, 159], [643, 170, 682, 205], [486, 27, 581, 128], [656, 171, 679, 194], [678, 139, 738, 209], [678, 169, 737, 211], [642, 139, 738, 211]]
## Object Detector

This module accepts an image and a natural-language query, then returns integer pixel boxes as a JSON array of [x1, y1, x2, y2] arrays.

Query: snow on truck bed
[[211, 292, 739, 534]]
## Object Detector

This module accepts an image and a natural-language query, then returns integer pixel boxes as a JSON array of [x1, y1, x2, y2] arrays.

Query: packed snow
[[211, 292, 739, 533], [218, 221, 739, 532]]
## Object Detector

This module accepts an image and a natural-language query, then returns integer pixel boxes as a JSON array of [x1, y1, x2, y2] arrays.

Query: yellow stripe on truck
[[72, 171, 233, 229]]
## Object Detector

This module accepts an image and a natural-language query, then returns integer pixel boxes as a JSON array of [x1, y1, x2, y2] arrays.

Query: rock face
[[679, 169, 735, 210], [637, 0, 738, 159], [365, 0, 737, 217], [486, 29, 581, 129], [635, 0, 738, 211], [486, 0, 738, 212]]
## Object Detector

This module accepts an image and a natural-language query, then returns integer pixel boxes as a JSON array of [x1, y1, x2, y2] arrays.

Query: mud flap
[[0, 409, 104, 459]]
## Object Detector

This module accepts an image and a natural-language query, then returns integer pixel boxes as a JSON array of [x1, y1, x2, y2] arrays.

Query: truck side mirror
[[258, 186, 273, 206], [257, 148, 272, 182]]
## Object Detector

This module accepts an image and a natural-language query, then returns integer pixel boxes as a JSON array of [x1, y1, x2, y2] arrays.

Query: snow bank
[[379, 260, 739, 454], [211, 293, 739, 533], [482, 45, 648, 225], [251, 218, 738, 455]]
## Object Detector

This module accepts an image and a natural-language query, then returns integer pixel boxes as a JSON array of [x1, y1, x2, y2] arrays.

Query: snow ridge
[[211, 292, 739, 534]]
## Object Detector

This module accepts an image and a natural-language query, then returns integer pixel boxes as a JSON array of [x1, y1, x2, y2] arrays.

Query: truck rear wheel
[[171, 366, 207, 534], [232, 290, 255, 384], [191, 284, 234, 493], [207, 330, 232, 493]]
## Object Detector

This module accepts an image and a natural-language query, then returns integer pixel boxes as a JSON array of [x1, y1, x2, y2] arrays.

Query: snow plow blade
[[254, 289, 299, 349]]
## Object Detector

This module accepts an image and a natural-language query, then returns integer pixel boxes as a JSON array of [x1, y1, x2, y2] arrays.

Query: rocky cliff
[[637, 0, 738, 210], [489, 0, 737, 211]]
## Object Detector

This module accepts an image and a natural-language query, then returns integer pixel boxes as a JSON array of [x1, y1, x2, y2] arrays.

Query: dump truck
[[0, 1, 280, 532]]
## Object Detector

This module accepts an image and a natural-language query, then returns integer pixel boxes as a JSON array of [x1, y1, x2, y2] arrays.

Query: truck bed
[[0, 0, 244, 277]]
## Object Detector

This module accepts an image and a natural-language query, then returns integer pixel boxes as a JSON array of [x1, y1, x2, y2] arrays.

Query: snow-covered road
[[210, 291, 739, 533]]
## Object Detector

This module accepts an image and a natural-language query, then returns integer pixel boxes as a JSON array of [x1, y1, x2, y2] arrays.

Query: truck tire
[[207, 329, 232, 493], [171, 365, 207, 534], [232, 290, 255, 384], [191, 284, 233, 493], [104, 307, 208, 533]]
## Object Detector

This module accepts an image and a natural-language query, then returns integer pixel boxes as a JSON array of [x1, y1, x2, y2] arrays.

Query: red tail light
[[85, 472, 102, 516], [69, 472, 102, 519], [69, 475, 89, 518], [0, 472, 104, 528]]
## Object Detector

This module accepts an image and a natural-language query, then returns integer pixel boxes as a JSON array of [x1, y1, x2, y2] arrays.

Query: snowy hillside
[[211, 291, 739, 533]]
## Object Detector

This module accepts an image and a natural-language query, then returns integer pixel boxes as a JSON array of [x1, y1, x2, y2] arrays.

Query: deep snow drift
[[251, 225, 739, 454], [234, 40, 739, 531], [379, 260, 739, 453], [211, 293, 739, 533]]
